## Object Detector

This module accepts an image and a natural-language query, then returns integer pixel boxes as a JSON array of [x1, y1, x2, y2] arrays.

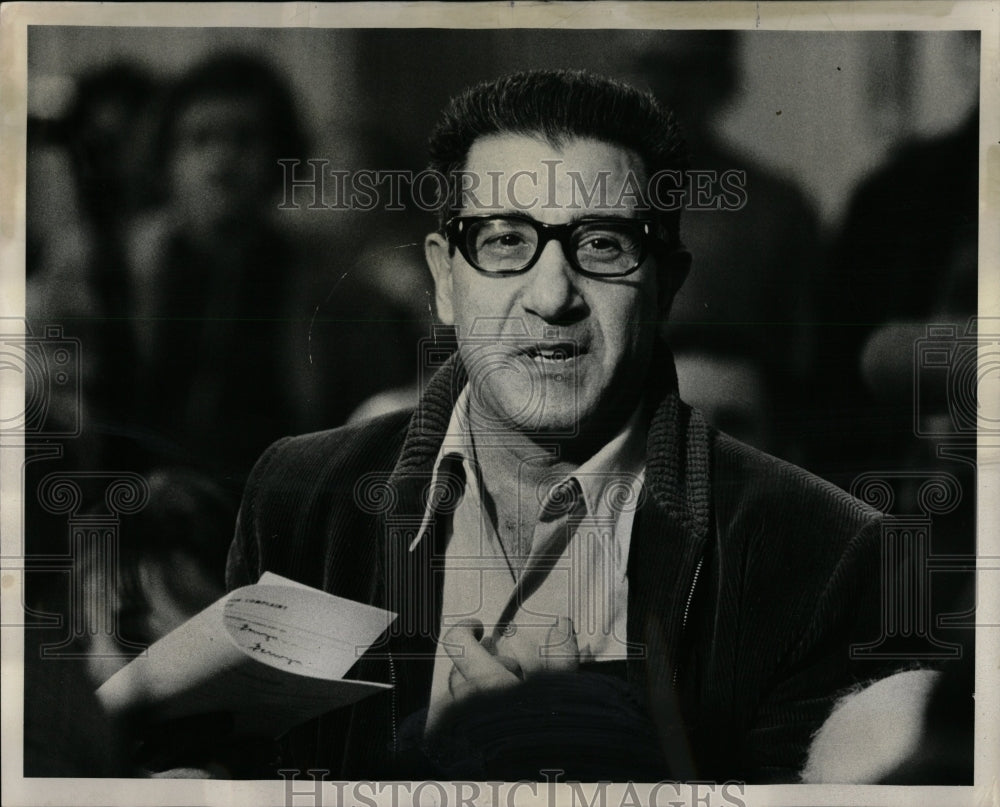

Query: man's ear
[[657, 247, 692, 315], [425, 232, 455, 326]]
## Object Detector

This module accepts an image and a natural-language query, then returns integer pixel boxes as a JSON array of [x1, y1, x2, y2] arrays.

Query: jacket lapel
[[627, 386, 713, 779], [376, 351, 467, 718]]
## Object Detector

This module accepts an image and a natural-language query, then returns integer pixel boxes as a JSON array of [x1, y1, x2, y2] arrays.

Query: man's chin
[[465, 380, 580, 438], [470, 408, 583, 440]]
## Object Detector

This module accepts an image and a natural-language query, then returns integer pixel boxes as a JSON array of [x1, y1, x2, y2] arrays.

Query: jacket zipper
[[388, 649, 399, 753], [673, 555, 704, 688]]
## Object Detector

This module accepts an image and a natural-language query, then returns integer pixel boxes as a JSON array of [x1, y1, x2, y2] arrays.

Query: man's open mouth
[[519, 342, 584, 362]]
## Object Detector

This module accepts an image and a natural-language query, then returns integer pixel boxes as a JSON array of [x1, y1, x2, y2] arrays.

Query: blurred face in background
[[167, 94, 275, 236]]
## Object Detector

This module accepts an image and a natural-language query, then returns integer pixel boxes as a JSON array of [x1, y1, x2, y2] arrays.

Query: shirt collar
[[555, 403, 647, 517], [409, 385, 476, 551], [409, 386, 648, 551]]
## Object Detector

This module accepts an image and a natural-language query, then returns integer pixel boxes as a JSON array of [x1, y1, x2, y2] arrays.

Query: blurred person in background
[[23, 468, 236, 778], [23, 63, 161, 652], [304, 115, 438, 428], [298, 240, 430, 430], [799, 37, 978, 787], [634, 32, 821, 461], [809, 106, 978, 484], [127, 52, 312, 494], [78, 469, 236, 687], [806, 107, 978, 788], [128, 51, 419, 493], [27, 62, 160, 471], [806, 70, 978, 649]]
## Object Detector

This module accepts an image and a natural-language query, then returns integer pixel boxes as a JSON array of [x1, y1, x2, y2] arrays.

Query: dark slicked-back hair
[[427, 69, 690, 240]]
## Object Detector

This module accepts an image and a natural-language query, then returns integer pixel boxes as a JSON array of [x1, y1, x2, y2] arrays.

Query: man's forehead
[[459, 133, 648, 218], [464, 133, 644, 175]]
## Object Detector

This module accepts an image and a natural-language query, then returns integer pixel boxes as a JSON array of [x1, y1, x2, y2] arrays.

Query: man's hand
[[428, 618, 666, 781], [442, 616, 579, 701], [501, 614, 579, 677], [443, 619, 521, 701]]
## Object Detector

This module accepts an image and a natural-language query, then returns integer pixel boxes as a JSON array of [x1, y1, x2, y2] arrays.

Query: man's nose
[[519, 240, 585, 323]]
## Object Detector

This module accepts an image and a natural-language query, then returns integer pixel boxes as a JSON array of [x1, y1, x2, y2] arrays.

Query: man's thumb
[[542, 616, 579, 673]]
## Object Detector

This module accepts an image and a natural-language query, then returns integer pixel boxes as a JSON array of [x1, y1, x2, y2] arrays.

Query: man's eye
[[480, 232, 529, 250], [579, 234, 625, 254]]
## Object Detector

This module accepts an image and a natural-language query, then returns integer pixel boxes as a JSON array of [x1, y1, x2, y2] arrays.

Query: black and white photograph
[[1, 2, 997, 805]]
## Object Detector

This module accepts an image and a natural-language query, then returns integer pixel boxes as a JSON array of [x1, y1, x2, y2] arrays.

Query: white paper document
[[96, 572, 396, 738]]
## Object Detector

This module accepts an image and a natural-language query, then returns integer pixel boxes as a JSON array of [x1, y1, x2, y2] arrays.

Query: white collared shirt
[[414, 387, 646, 731]]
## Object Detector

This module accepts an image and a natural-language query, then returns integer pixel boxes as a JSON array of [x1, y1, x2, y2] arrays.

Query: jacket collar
[[386, 341, 712, 545]]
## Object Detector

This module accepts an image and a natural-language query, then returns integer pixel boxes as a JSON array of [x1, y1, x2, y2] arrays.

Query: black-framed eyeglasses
[[444, 215, 665, 278]]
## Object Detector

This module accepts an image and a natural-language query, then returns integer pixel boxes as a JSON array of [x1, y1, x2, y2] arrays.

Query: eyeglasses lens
[[469, 218, 538, 272], [573, 222, 643, 274]]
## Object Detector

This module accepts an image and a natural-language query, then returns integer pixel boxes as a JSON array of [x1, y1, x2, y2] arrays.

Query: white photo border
[[1, 2, 997, 806]]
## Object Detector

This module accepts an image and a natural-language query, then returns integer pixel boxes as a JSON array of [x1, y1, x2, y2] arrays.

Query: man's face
[[426, 134, 671, 437]]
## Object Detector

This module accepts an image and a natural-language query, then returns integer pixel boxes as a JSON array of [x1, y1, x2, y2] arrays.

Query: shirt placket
[[488, 477, 586, 648]]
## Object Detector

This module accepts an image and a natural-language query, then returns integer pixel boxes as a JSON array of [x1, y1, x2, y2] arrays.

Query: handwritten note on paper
[[222, 578, 394, 679], [96, 573, 396, 738]]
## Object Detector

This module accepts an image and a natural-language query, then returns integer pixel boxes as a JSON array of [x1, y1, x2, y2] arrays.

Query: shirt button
[[501, 623, 517, 637]]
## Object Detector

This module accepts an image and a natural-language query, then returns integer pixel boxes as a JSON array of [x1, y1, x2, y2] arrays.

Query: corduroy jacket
[[226, 352, 889, 783]]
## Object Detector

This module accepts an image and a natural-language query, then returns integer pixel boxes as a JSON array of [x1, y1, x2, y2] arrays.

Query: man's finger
[[442, 619, 521, 699], [447, 652, 521, 698], [442, 620, 518, 682], [541, 616, 579, 674]]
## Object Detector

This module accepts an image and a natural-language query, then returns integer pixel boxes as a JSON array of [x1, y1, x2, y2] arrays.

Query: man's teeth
[[535, 348, 573, 360]]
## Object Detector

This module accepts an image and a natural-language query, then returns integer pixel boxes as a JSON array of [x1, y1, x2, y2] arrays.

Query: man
[[226, 70, 890, 782]]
